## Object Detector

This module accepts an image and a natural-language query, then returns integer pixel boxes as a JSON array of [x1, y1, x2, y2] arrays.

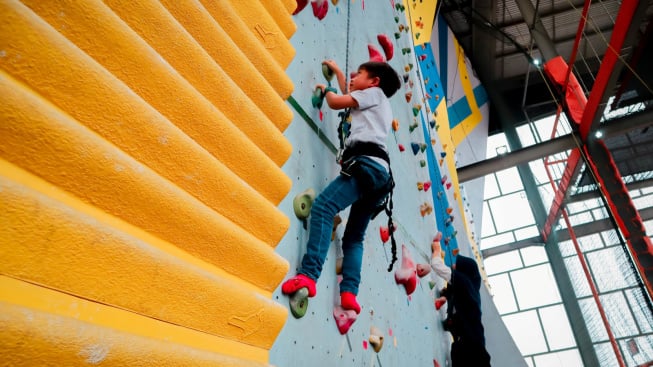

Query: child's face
[[349, 69, 379, 92]]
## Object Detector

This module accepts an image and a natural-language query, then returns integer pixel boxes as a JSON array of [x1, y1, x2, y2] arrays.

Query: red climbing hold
[[293, 0, 308, 14], [333, 306, 358, 334], [377, 34, 394, 61], [435, 297, 447, 310], [398, 143, 405, 152], [380, 226, 390, 243], [368, 44, 385, 62], [423, 181, 431, 192], [311, 0, 328, 20], [394, 244, 417, 295]]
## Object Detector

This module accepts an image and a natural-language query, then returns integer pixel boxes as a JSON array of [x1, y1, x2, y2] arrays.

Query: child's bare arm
[[315, 84, 358, 110]]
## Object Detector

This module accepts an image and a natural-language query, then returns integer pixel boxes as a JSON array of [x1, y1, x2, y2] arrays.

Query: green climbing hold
[[322, 64, 334, 81], [293, 188, 316, 219], [311, 87, 325, 109], [289, 287, 310, 318]]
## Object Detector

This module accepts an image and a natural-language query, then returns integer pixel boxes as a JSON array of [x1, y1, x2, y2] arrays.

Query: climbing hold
[[289, 287, 310, 318], [419, 54, 427, 61], [379, 224, 395, 243], [398, 143, 405, 152], [446, 182, 452, 190], [412, 106, 420, 116], [394, 32, 401, 40], [419, 143, 427, 153], [428, 280, 436, 289], [369, 326, 384, 353], [293, 188, 316, 219], [419, 202, 433, 217], [423, 181, 431, 192], [293, 0, 308, 15], [431, 138, 436, 145], [434, 297, 446, 310], [398, 24, 405, 32], [377, 34, 394, 61], [416, 264, 431, 277], [417, 182, 424, 191], [419, 159, 426, 167], [392, 118, 400, 131], [415, 32, 421, 39], [408, 121, 418, 132], [446, 207, 453, 215], [401, 47, 411, 55], [333, 306, 358, 334], [429, 120, 436, 129], [368, 44, 385, 62], [439, 158, 444, 166], [405, 91, 413, 103], [410, 142, 420, 155], [394, 16, 399, 23], [453, 248, 460, 256], [394, 244, 417, 295], [322, 64, 334, 81], [311, 87, 325, 109], [311, 0, 329, 20], [440, 152, 447, 158], [440, 175, 448, 184], [331, 0, 339, 4], [335, 257, 343, 275]]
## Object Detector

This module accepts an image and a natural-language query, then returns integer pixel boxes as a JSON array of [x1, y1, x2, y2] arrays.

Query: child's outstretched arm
[[315, 84, 358, 110], [322, 60, 347, 93], [430, 233, 452, 282]]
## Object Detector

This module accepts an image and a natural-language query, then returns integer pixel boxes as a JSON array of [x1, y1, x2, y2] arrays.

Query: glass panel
[[577, 233, 604, 252], [594, 342, 619, 367], [625, 288, 653, 333], [481, 201, 496, 237], [600, 230, 621, 246], [558, 240, 577, 258], [514, 225, 540, 240], [621, 335, 653, 367], [484, 250, 523, 275], [521, 246, 548, 266], [517, 123, 537, 147], [488, 273, 518, 314], [563, 256, 592, 297], [586, 247, 639, 292], [511, 264, 561, 309], [532, 349, 583, 367], [540, 305, 576, 351], [579, 298, 609, 342], [487, 133, 509, 159], [503, 310, 548, 355], [484, 173, 501, 199], [495, 167, 524, 194], [529, 159, 549, 185], [592, 208, 607, 220], [488, 192, 536, 233], [481, 232, 516, 249], [600, 292, 638, 338]]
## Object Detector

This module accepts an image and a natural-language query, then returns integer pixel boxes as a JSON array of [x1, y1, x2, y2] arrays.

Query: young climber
[[430, 234, 491, 367], [282, 59, 401, 314]]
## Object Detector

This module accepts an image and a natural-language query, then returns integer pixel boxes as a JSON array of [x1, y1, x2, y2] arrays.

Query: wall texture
[[1, 0, 523, 366], [0, 0, 295, 365]]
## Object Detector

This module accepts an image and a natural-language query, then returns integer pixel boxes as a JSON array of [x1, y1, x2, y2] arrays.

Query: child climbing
[[430, 233, 492, 366], [282, 59, 401, 316]]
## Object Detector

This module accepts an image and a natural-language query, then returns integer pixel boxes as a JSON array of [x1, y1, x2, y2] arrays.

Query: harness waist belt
[[342, 142, 390, 164]]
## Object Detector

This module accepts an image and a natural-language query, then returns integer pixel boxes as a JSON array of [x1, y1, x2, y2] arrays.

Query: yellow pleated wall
[[0, 0, 296, 365]]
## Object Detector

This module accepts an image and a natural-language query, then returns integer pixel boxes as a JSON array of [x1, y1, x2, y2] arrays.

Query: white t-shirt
[[347, 87, 392, 171]]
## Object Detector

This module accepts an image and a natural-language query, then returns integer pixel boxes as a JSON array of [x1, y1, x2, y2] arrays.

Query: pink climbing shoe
[[340, 292, 361, 314], [282, 274, 316, 297], [394, 244, 418, 295]]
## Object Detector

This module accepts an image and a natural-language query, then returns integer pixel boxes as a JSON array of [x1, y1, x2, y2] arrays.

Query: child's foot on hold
[[340, 291, 361, 314], [282, 274, 316, 297]]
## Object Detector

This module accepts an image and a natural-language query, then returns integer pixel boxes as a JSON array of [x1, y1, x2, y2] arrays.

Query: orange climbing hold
[[333, 306, 358, 334], [368, 44, 385, 62], [392, 118, 400, 131], [377, 34, 394, 61], [394, 244, 418, 295], [369, 326, 384, 352]]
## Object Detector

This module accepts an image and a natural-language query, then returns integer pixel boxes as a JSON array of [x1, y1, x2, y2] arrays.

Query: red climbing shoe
[[282, 274, 316, 297], [394, 244, 418, 295], [341, 291, 361, 314]]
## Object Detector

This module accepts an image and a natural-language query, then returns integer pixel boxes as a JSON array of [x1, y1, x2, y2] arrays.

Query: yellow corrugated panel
[[258, 0, 297, 38], [159, 0, 294, 116], [1, 0, 295, 364], [198, 0, 295, 70], [17, 0, 291, 204], [0, 10, 288, 246], [0, 277, 271, 366], [0, 70, 288, 292]]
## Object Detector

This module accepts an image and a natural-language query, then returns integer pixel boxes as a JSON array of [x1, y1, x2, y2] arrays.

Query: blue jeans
[[299, 156, 391, 295]]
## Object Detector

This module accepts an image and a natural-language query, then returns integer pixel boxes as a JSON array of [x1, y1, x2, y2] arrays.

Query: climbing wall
[[0, 0, 295, 365], [272, 1, 505, 366]]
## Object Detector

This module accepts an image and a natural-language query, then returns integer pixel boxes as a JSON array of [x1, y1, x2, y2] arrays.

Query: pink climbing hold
[[311, 0, 328, 20], [380, 226, 390, 243], [423, 181, 431, 192], [333, 306, 358, 334], [446, 182, 452, 190], [368, 44, 385, 62], [416, 263, 431, 277], [398, 143, 405, 152], [394, 244, 417, 295], [377, 34, 394, 61], [293, 0, 308, 14]]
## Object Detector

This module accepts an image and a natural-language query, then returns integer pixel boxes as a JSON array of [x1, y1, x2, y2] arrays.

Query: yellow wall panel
[[0, 0, 296, 364]]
